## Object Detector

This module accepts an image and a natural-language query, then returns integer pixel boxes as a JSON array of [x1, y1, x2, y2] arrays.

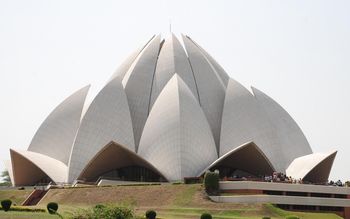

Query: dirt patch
[[40, 184, 194, 207]]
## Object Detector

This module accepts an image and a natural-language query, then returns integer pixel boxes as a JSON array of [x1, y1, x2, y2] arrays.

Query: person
[[336, 180, 343, 187]]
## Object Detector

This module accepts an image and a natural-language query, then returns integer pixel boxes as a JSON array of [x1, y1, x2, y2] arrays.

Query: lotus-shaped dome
[[7, 33, 336, 186]]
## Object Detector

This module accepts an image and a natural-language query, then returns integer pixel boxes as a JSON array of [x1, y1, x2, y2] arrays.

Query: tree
[[1, 171, 10, 182], [0, 170, 11, 186]]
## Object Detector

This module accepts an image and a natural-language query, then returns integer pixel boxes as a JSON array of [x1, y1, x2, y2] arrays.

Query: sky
[[0, 0, 349, 182]]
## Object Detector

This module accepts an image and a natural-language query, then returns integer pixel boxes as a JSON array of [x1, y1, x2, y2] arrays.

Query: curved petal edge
[[10, 149, 68, 186], [286, 150, 337, 183], [199, 141, 275, 177], [28, 85, 90, 164], [252, 87, 313, 170]]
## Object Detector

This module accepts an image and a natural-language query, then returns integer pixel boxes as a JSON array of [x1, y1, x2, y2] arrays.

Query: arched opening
[[78, 141, 167, 183], [201, 142, 275, 179], [10, 149, 53, 186], [97, 165, 163, 182]]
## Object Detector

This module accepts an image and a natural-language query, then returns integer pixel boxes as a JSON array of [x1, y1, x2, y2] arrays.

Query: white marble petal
[[122, 35, 161, 150], [10, 149, 68, 185], [28, 85, 90, 164], [286, 151, 337, 183], [150, 33, 199, 110], [68, 77, 135, 183], [182, 34, 226, 152], [138, 74, 217, 181]]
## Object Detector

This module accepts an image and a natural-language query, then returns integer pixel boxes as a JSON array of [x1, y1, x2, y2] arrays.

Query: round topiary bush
[[47, 202, 58, 214], [146, 209, 157, 219], [1, 199, 12, 212], [200, 212, 212, 219]]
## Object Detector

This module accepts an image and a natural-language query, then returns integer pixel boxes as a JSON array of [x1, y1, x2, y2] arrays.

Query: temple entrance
[[201, 142, 275, 180], [78, 141, 168, 183], [210, 166, 259, 179], [94, 165, 165, 182]]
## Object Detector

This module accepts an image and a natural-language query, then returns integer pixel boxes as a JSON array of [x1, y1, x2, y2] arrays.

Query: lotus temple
[[6, 33, 338, 186]]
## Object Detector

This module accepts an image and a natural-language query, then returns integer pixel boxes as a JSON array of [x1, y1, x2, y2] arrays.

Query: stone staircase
[[22, 189, 48, 206]]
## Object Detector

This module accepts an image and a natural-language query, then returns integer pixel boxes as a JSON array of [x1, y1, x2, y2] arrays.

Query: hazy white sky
[[0, 0, 349, 181]]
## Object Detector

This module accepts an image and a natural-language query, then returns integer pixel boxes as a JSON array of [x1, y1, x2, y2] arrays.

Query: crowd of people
[[328, 179, 348, 187], [225, 171, 350, 187], [263, 172, 300, 183]]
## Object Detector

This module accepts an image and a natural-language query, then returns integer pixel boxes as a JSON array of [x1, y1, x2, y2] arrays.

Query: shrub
[[201, 213, 212, 219], [184, 177, 202, 184], [47, 202, 58, 214], [172, 181, 182, 185], [1, 199, 12, 212], [146, 209, 157, 219], [71, 204, 134, 219], [262, 217, 271, 219], [0, 206, 45, 212], [203, 170, 220, 195], [286, 216, 299, 219]]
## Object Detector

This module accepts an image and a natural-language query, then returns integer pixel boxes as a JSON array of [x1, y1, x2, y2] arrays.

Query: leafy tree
[[1, 171, 10, 183], [0, 171, 11, 186]]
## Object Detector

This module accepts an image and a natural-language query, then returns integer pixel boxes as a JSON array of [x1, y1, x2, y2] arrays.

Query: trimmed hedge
[[204, 170, 220, 195], [146, 209, 157, 219], [47, 202, 58, 214], [1, 199, 12, 212], [286, 216, 299, 219], [0, 206, 45, 212], [201, 213, 212, 219]]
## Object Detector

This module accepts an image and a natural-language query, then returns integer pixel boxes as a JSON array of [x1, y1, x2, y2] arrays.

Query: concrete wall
[[210, 194, 350, 207], [219, 181, 350, 195]]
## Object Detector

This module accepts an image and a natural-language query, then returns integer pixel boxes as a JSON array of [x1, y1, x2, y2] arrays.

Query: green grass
[[264, 204, 291, 217], [172, 184, 199, 206], [0, 189, 33, 205], [0, 211, 58, 219], [163, 207, 256, 218], [265, 204, 343, 219]]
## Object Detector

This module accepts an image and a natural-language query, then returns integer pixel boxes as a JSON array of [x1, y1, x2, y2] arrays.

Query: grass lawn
[[0, 189, 33, 205], [0, 211, 57, 219], [264, 204, 343, 219]]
